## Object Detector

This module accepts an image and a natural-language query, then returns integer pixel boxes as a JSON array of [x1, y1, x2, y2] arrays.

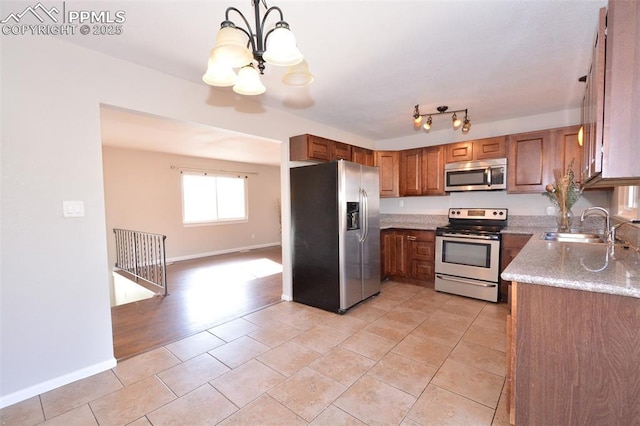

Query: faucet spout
[[580, 207, 611, 241]]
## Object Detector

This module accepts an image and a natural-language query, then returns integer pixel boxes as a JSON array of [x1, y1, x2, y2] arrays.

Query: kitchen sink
[[541, 232, 605, 244]]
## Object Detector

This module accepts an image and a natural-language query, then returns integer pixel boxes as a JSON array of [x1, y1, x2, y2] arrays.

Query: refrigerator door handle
[[360, 188, 369, 243]]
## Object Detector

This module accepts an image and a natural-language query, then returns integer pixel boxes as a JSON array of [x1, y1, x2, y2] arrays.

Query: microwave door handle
[[486, 167, 492, 187]]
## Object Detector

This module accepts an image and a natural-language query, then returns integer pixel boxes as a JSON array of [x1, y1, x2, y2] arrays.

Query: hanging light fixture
[[413, 105, 472, 133], [202, 0, 314, 95]]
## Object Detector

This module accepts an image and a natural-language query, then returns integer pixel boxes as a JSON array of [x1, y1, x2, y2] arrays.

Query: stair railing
[[113, 228, 168, 296]]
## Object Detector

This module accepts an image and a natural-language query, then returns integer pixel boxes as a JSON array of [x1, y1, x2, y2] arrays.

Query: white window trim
[[613, 184, 639, 221], [181, 172, 249, 227]]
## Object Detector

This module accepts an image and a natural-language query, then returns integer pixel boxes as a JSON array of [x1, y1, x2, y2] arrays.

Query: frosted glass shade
[[211, 26, 253, 68], [282, 60, 314, 86], [202, 55, 238, 86], [263, 26, 303, 66], [233, 65, 266, 95]]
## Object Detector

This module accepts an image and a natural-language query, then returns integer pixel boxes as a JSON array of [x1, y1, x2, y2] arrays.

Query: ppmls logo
[[1, 2, 126, 36]]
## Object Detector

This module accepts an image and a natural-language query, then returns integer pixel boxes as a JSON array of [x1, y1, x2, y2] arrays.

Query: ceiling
[[73, 0, 607, 166]]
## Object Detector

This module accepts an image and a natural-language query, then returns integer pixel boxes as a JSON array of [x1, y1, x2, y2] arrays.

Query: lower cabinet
[[381, 229, 435, 287], [507, 282, 639, 425], [500, 233, 532, 303]]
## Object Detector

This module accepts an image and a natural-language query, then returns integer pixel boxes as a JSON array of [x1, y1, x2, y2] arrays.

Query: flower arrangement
[[543, 159, 582, 230]]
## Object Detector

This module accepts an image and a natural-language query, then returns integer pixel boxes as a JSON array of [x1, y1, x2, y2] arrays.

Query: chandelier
[[413, 105, 472, 134], [202, 0, 314, 95]]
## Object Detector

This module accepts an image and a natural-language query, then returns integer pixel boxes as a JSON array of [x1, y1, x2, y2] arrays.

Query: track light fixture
[[413, 105, 472, 134], [202, 0, 314, 95]]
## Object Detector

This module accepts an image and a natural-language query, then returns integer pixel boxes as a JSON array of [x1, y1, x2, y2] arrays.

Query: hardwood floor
[[111, 246, 283, 360]]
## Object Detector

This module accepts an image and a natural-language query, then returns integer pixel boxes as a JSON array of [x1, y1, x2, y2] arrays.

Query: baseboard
[[0, 358, 117, 409], [281, 294, 293, 302], [166, 242, 281, 264]]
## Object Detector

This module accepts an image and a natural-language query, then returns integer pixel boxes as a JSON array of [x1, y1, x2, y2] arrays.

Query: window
[[181, 173, 247, 225], [615, 185, 639, 220]]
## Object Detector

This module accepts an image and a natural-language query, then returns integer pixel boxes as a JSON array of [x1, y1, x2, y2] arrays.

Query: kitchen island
[[501, 238, 640, 425]]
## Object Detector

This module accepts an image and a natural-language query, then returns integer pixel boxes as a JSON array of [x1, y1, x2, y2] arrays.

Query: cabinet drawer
[[410, 240, 434, 260], [411, 260, 434, 281]]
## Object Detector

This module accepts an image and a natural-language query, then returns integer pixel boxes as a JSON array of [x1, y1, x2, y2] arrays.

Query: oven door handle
[[439, 233, 497, 240], [436, 274, 497, 288]]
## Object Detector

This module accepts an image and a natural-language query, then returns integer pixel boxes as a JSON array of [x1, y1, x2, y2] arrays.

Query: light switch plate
[[63, 200, 85, 217]]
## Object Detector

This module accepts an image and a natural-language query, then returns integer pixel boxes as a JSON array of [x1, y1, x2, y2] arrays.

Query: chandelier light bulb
[[423, 116, 432, 131], [452, 113, 462, 130], [263, 23, 303, 66], [233, 64, 266, 95]]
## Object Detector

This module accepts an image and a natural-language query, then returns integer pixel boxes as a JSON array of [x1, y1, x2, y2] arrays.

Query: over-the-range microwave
[[444, 158, 507, 192]]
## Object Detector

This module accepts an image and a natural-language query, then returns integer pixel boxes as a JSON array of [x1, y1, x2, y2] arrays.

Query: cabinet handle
[[406, 235, 417, 240]]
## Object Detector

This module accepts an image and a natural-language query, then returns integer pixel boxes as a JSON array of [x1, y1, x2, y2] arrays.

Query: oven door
[[435, 234, 500, 282]]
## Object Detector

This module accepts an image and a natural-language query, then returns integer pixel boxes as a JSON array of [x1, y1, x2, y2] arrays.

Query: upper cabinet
[[446, 137, 506, 163], [375, 151, 399, 198], [582, 1, 640, 187], [398, 146, 446, 197], [399, 149, 422, 196], [507, 130, 554, 194], [352, 146, 375, 166], [421, 145, 447, 196], [507, 127, 584, 193], [290, 134, 376, 166], [555, 125, 583, 185]]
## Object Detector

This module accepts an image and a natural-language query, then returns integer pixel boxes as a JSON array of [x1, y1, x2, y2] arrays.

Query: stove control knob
[[492, 211, 497, 215], [499, 211, 504, 216]]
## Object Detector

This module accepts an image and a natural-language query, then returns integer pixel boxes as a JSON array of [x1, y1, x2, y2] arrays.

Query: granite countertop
[[501, 238, 640, 299]]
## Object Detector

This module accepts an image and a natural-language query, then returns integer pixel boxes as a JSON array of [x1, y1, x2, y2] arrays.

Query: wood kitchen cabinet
[[446, 137, 506, 163], [582, 1, 640, 187], [290, 134, 353, 162], [352, 146, 374, 166], [290, 134, 333, 162], [381, 229, 435, 287], [399, 146, 446, 197], [399, 149, 422, 196], [507, 281, 639, 425], [555, 125, 583, 185], [421, 145, 447, 196], [331, 141, 352, 161], [506, 130, 554, 194], [499, 233, 532, 303], [375, 151, 400, 197]]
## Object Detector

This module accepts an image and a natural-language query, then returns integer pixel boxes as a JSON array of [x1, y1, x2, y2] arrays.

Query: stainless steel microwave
[[444, 158, 507, 192]]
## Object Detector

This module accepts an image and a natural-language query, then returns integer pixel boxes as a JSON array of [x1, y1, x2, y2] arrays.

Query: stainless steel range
[[435, 208, 508, 302]]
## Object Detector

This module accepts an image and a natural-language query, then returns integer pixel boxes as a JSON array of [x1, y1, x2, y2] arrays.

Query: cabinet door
[[421, 145, 446, 195], [390, 231, 408, 277], [555, 125, 583, 185], [375, 151, 399, 197], [507, 130, 554, 193], [474, 137, 506, 160], [601, 0, 640, 182], [332, 142, 352, 161], [582, 7, 606, 182], [289, 134, 332, 161], [400, 149, 422, 196], [352, 146, 374, 166], [446, 142, 473, 163], [406, 230, 435, 285]]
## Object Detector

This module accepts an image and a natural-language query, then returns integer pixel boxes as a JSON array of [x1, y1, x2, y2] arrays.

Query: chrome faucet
[[580, 207, 611, 242]]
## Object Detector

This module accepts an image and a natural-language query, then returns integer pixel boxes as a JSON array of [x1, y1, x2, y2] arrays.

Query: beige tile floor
[[1, 282, 512, 426]]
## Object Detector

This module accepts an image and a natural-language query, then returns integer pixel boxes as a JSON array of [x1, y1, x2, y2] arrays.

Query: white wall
[[0, 35, 372, 407], [103, 147, 282, 260], [380, 190, 611, 217]]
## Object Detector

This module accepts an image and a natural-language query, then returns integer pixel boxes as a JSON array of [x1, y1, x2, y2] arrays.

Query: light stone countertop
[[501, 238, 640, 299]]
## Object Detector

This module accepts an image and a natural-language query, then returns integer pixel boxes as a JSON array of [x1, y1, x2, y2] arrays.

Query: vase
[[556, 207, 573, 232]]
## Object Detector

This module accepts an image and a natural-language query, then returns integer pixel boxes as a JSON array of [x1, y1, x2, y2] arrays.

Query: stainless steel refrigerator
[[290, 160, 380, 313]]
